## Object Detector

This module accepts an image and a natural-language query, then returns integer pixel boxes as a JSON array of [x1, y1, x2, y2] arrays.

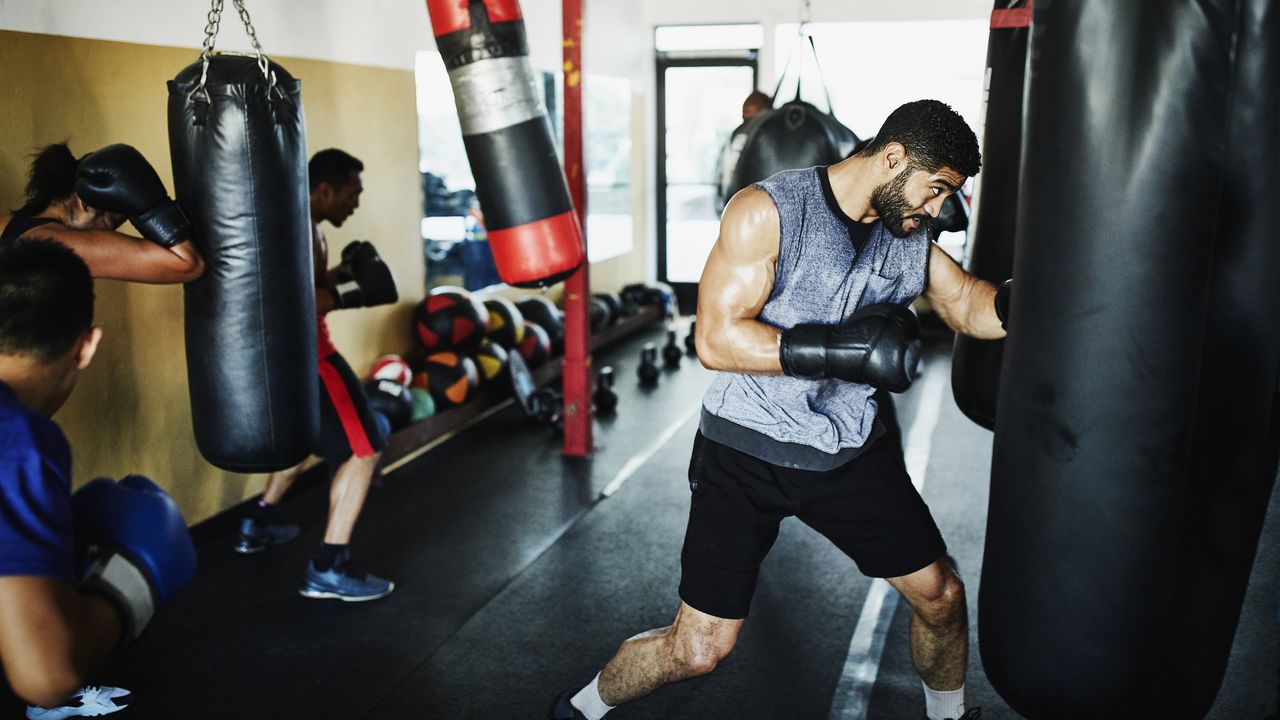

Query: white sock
[[922, 682, 965, 720], [570, 673, 615, 720]]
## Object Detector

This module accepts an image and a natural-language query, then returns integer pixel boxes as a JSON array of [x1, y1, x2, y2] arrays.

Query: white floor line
[[829, 362, 948, 720], [600, 403, 701, 498]]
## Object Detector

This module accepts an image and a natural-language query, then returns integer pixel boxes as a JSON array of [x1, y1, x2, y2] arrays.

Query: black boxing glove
[[994, 278, 1012, 330], [333, 241, 398, 309], [75, 144, 190, 248], [779, 303, 923, 393]]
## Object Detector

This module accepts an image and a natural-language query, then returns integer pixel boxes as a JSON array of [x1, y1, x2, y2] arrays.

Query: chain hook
[[192, 0, 278, 102]]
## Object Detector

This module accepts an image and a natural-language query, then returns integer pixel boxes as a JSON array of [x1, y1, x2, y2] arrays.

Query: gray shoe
[[234, 516, 300, 554], [298, 550, 394, 602]]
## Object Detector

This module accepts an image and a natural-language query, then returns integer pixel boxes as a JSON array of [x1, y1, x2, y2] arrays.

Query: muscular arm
[[693, 188, 784, 374], [313, 225, 338, 315], [26, 223, 204, 284], [0, 577, 122, 707], [923, 242, 1006, 339]]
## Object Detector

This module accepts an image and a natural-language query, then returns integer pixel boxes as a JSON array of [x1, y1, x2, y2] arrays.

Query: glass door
[[656, 59, 756, 314]]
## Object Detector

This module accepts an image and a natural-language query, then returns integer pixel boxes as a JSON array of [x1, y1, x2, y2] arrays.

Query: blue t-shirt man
[[0, 379, 75, 584]]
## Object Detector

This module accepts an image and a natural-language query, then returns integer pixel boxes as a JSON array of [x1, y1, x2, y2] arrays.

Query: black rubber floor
[[2, 325, 1276, 719]]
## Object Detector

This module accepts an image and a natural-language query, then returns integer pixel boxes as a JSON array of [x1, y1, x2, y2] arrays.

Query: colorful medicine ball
[[481, 296, 525, 349], [474, 340, 510, 385], [430, 285, 491, 325], [415, 291, 487, 355], [363, 378, 414, 431], [370, 354, 413, 386], [518, 321, 552, 369], [515, 296, 564, 354], [414, 352, 479, 408], [408, 387, 436, 422]]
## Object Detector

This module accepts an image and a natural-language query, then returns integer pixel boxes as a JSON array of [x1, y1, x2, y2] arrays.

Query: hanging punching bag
[[980, 1, 1280, 718], [168, 24, 317, 471], [426, 0, 584, 288], [724, 100, 860, 202], [949, 1, 1030, 430]]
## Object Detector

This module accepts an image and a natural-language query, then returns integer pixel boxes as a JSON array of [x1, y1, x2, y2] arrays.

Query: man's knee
[[912, 571, 966, 628]]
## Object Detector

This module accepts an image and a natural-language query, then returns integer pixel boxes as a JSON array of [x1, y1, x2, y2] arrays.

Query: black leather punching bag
[[950, 1, 1030, 430], [168, 55, 318, 472], [980, 2, 1280, 718], [723, 100, 860, 202]]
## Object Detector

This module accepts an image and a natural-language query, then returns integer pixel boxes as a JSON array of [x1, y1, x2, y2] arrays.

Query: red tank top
[[317, 314, 337, 359]]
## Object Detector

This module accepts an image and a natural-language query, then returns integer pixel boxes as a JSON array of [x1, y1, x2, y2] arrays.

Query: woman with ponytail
[[0, 143, 203, 283]]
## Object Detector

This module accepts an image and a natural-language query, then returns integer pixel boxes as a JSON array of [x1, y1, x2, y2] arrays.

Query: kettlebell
[[662, 329, 683, 369], [637, 344, 660, 386], [594, 366, 618, 414]]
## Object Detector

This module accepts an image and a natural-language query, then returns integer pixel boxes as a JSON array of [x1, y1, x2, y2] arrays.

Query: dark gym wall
[[0, 29, 424, 523]]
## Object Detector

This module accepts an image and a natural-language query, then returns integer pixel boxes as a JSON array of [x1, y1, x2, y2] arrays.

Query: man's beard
[[870, 165, 924, 239]]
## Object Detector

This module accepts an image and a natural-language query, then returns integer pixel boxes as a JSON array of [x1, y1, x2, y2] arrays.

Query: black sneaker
[[549, 689, 587, 720], [234, 516, 300, 554]]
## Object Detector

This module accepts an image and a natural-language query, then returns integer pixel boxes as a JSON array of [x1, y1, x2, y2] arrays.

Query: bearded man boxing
[[553, 100, 1008, 720], [234, 149, 398, 603]]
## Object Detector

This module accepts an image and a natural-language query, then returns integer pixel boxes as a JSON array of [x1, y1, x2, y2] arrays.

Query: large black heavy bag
[[722, 100, 859, 202], [950, 1, 1030, 430], [168, 55, 318, 472], [980, 1, 1280, 718]]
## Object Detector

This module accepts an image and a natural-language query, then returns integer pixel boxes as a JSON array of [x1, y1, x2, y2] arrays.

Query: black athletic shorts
[[317, 352, 387, 470], [678, 423, 946, 620]]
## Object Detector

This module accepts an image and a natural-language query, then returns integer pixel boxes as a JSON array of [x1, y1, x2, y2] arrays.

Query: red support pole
[[561, 0, 593, 456]]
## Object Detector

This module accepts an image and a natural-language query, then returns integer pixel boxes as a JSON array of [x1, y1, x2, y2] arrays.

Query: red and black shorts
[[317, 352, 387, 469], [678, 422, 946, 620]]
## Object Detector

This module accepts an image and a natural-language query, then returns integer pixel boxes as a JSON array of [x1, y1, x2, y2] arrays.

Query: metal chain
[[195, 0, 225, 96], [231, 0, 270, 80], [193, 0, 276, 100]]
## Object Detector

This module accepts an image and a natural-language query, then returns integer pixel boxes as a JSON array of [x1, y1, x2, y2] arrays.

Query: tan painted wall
[[0, 29, 649, 525]]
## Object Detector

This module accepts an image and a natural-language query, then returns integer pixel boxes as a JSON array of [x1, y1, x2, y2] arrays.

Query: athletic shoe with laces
[[234, 516, 300, 554], [26, 685, 131, 719], [298, 549, 394, 602], [548, 689, 588, 720]]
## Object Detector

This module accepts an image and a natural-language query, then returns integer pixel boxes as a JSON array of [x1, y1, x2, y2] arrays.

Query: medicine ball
[[408, 387, 436, 422], [482, 296, 525, 349], [518, 321, 552, 369], [430, 285, 491, 325], [415, 291, 487, 355], [415, 351, 479, 408], [363, 378, 414, 431], [589, 295, 612, 333], [370, 354, 412, 386], [515, 296, 564, 354], [593, 292, 623, 326], [474, 339, 510, 385]]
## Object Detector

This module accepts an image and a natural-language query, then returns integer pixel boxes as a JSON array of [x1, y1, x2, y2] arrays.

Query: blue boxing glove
[[72, 475, 197, 643]]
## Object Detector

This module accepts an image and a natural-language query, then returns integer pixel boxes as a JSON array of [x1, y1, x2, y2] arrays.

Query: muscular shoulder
[[717, 186, 781, 263]]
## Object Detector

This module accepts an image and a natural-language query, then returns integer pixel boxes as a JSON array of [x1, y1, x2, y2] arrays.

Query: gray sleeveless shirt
[[700, 166, 931, 470]]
